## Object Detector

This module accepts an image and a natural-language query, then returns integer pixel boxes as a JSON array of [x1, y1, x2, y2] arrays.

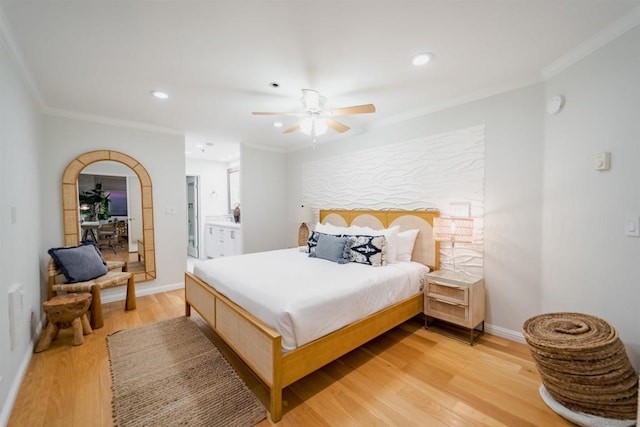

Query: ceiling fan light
[[412, 52, 433, 66], [314, 118, 328, 136], [300, 117, 314, 135], [299, 117, 327, 136]]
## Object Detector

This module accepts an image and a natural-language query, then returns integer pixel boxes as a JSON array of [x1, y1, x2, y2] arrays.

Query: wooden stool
[[35, 293, 92, 352]]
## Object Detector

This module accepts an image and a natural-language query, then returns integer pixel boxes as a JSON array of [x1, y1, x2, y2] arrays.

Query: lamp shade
[[297, 205, 313, 224], [433, 217, 473, 243]]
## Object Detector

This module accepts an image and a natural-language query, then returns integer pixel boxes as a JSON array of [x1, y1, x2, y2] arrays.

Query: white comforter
[[193, 248, 429, 351]]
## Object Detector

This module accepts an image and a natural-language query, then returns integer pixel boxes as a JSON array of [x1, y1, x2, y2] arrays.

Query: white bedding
[[193, 248, 429, 351]]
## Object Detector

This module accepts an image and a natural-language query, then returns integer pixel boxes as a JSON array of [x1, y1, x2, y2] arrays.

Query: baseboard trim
[[485, 323, 525, 343], [0, 337, 37, 426], [101, 281, 185, 304]]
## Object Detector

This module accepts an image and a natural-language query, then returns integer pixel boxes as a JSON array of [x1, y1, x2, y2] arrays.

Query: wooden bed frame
[[184, 209, 440, 422]]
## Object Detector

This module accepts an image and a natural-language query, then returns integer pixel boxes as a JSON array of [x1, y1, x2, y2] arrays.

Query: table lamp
[[433, 217, 474, 273], [297, 205, 313, 246]]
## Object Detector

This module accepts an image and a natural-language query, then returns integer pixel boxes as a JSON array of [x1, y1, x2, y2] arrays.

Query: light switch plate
[[594, 152, 611, 171], [625, 216, 640, 237]]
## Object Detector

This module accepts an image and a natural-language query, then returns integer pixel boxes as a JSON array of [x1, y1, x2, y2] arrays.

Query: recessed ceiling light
[[151, 90, 169, 99], [412, 52, 433, 66], [273, 121, 283, 128], [185, 151, 192, 154], [195, 144, 205, 148]]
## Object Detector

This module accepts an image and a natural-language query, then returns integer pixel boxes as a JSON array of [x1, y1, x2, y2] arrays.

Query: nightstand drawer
[[427, 281, 469, 305], [426, 297, 468, 325]]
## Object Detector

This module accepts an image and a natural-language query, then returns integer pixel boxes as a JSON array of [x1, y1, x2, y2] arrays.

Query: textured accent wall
[[301, 124, 485, 275]]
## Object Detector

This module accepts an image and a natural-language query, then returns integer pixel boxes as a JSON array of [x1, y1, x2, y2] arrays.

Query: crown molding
[[0, 5, 46, 108], [542, 5, 640, 80], [43, 106, 184, 136], [373, 75, 543, 130]]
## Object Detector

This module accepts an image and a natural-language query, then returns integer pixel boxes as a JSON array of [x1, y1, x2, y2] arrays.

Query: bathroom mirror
[[61, 150, 156, 282]]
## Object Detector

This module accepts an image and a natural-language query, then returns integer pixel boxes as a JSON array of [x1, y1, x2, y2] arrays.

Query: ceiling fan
[[252, 89, 376, 136]]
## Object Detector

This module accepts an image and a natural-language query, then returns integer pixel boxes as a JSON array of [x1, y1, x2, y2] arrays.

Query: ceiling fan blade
[[283, 122, 301, 134], [252, 111, 303, 116], [326, 119, 350, 133], [329, 104, 376, 116]]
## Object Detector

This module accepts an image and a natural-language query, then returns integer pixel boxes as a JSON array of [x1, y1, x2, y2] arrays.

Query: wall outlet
[[8, 283, 25, 350]]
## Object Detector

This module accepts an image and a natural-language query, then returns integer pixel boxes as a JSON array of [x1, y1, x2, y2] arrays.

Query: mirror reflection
[[61, 150, 156, 283], [79, 161, 145, 275]]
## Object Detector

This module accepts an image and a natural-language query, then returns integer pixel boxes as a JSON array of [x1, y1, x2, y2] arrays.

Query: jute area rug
[[107, 316, 266, 427]]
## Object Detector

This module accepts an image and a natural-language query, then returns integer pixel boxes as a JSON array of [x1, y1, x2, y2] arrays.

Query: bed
[[184, 209, 440, 421]]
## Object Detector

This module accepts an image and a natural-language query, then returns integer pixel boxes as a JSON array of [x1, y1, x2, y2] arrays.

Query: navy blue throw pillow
[[48, 242, 108, 283]]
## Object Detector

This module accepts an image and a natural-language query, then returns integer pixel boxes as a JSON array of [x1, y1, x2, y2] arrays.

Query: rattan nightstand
[[424, 270, 485, 345]]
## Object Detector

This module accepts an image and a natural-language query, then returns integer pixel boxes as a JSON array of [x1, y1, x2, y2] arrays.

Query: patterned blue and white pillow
[[307, 230, 326, 255], [346, 235, 387, 267]]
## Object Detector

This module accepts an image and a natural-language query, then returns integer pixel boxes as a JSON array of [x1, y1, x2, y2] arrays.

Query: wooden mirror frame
[[61, 150, 156, 282]]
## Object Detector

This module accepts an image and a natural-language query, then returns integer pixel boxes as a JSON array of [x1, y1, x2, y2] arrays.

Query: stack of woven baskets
[[522, 312, 638, 420]]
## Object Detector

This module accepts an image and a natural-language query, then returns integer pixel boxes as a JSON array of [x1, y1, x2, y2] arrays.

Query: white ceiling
[[1, 1, 639, 162]]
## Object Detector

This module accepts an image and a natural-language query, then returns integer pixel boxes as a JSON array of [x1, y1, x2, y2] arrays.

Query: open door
[[186, 176, 199, 258], [126, 175, 143, 252]]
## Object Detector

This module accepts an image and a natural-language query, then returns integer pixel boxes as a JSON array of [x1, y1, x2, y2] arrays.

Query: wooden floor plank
[[8, 289, 572, 427]]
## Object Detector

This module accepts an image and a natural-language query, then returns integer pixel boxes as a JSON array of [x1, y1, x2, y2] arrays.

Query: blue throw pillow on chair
[[48, 242, 108, 283]]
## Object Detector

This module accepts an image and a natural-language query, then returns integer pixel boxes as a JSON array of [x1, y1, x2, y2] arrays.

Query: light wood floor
[[8, 290, 573, 426], [99, 243, 145, 274]]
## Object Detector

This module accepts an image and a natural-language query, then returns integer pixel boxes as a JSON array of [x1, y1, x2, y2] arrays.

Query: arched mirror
[[61, 150, 156, 282]]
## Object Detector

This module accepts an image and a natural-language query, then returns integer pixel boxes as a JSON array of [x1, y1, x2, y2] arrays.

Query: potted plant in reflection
[[79, 182, 111, 221]]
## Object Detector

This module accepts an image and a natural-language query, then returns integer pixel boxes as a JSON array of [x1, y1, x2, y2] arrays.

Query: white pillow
[[314, 222, 349, 235], [380, 226, 399, 264], [396, 229, 419, 262]]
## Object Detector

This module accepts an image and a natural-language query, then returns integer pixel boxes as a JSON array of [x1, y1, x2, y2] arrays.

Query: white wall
[[298, 125, 486, 276], [287, 83, 545, 341], [286, 26, 640, 368], [185, 158, 229, 259], [541, 27, 640, 367], [42, 116, 187, 296], [0, 42, 44, 424], [240, 144, 288, 253]]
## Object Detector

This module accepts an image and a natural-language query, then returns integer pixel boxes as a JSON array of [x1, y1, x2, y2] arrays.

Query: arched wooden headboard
[[319, 209, 440, 271]]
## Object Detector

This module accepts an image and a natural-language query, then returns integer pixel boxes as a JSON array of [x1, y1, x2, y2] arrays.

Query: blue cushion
[[48, 242, 108, 283], [309, 233, 351, 264], [307, 230, 322, 255]]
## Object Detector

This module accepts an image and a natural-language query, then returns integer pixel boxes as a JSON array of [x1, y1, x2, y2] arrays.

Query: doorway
[[126, 175, 142, 252], [186, 176, 200, 258]]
